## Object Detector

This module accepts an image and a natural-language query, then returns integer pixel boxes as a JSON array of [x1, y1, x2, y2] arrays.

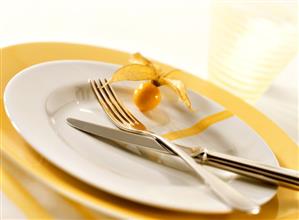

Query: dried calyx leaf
[[160, 69, 183, 78], [129, 53, 162, 73], [159, 77, 192, 110], [110, 53, 192, 110], [110, 64, 158, 83], [129, 53, 152, 66]]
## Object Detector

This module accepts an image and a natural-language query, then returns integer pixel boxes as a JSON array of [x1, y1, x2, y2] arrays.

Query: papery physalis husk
[[158, 78, 192, 110], [129, 53, 152, 66], [110, 53, 192, 110], [110, 64, 158, 83]]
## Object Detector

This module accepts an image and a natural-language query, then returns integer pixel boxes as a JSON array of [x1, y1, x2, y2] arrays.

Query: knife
[[67, 117, 299, 190]]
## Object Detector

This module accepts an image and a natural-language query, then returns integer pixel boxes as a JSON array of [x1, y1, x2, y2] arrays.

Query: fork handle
[[195, 150, 299, 190], [151, 134, 260, 214]]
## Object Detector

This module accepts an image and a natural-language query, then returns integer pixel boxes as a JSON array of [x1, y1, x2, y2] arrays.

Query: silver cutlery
[[67, 117, 299, 190], [88, 78, 260, 214]]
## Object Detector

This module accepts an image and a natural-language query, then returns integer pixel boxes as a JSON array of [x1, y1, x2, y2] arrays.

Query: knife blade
[[66, 117, 299, 190], [66, 117, 187, 154]]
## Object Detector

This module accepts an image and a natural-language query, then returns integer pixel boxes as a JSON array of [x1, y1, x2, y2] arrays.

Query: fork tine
[[104, 79, 141, 125], [90, 80, 125, 126], [98, 79, 132, 125], [103, 79, 136, 124], [97, 79, 129, 125]]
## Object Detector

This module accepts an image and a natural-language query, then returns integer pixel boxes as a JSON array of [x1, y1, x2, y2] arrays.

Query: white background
[[1, 0, 211, 76]]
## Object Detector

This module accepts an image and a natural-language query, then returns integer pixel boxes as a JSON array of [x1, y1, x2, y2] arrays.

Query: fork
[[90, 78, 260, 214]]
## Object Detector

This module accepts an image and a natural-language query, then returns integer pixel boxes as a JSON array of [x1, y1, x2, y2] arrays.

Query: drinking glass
[[208, 0, 297, 103]]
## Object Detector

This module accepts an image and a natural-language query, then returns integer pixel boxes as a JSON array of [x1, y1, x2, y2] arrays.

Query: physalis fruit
[[110, 53, 192, 112]]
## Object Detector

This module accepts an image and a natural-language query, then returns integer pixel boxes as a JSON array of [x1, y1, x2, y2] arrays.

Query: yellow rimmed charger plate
[[1, 42, 298, 219]]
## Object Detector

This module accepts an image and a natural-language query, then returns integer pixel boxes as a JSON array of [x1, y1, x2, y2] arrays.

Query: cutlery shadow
[[82, 131, 205, 186]]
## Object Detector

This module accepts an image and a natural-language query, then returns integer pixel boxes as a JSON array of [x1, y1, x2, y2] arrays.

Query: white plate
[[4, 60, 278, 213]]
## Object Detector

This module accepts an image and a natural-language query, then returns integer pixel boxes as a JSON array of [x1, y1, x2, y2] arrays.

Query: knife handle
[[194, 150, 299, 190]]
